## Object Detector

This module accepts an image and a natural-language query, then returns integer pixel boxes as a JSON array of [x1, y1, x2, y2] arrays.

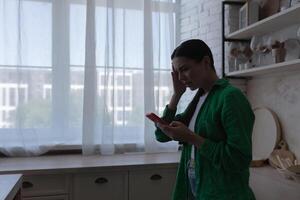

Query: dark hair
[[171, 39, 215, 72], [171, 40, 214, 130], [181, 88, 205, 126]]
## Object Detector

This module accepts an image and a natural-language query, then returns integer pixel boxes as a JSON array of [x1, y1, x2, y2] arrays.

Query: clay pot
[[272, 47, 286, 63]]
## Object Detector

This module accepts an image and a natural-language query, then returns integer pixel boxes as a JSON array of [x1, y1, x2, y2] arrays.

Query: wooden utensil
[[287, 165, 300, 174], [268, 140, 296, 169]]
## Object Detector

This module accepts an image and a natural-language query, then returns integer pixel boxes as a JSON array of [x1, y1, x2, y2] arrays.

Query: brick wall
[[179, 0, 247, 74], [179, 0, 223, 76], [177, 0, 247, 109]]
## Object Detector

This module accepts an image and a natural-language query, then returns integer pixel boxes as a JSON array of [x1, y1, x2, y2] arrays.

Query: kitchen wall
[[179, 0, 246, 94], [247, 69, 300, 160], [178, 0, 243, 109], [179, 0, 243, 77], [247, 22, 300, 160], [179, 0, 300, 159], [179, 0, 222, 76]]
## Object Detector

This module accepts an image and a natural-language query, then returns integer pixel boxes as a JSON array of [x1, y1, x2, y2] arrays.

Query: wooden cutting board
[[251, 107, 281, 167]]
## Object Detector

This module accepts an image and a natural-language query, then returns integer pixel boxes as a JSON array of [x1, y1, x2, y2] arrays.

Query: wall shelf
[[226, 4, 300, 40], [227, 59, 300, 77]]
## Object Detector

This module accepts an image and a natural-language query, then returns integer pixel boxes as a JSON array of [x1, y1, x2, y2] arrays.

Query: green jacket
[[155, 78, 256, 200]]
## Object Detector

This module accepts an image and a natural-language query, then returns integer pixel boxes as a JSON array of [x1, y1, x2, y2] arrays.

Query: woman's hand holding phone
[[146, 113, 204, 146], [157, 121, 194, 143], [145, 113, 168, 125]]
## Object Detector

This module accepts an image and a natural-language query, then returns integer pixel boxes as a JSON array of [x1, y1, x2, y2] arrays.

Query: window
[[155, 86, 171, 113], [43, 85, 52, 99], [0, 0, 177, 150], [0, 84, 28, 128]]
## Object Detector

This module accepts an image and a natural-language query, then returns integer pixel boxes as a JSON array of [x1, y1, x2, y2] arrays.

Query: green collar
[[214, 78, 229, 88], [201, 78, 228, 96]]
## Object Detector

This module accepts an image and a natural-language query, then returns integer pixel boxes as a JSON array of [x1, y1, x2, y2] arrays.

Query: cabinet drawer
[[23, 195, 68, 200], [22, 175, 70, 197], [129, 167, 177, 200], [73, 171, 128, 200]]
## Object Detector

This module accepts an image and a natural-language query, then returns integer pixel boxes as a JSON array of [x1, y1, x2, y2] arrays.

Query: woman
[[155, 39, 256, 200]]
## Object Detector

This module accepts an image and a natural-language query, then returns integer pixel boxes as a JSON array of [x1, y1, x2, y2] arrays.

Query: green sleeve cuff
[[162, 105, 177, 123]]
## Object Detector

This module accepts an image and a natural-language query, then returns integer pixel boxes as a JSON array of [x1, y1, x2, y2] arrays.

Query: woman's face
[[172, 56, 210, 90]]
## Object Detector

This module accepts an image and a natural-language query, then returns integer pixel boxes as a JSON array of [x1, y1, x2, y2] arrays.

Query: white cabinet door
[[23, 195, 68, 200], [22, 175, 70, 197], [73, 171, 128, 200], [129, 167, 177, 200]]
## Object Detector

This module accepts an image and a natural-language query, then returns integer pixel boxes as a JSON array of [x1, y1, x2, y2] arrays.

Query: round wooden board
[[252, 107, 281, 163]]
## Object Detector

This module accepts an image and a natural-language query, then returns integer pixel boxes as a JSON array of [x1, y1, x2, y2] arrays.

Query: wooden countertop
[[250, 166, 300, 200], [0, 152, 181, 175], [0, 174, 22, 200], [0, 153, 299, 199]]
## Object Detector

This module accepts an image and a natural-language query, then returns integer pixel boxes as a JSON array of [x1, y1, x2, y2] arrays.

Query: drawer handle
[[22, 181, 34, 189], [150, 174, 162, 181], [94, 177, 108, 184]]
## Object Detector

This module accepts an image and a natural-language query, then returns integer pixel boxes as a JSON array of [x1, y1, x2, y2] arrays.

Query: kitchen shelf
[[227, 59, 300, 77], [226, 4, 300, 40]]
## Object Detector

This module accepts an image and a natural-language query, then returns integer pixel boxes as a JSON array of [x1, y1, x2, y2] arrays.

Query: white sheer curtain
[[0, 0, 178, 156]]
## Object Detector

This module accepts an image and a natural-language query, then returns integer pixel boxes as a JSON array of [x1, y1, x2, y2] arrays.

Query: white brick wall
[[179, 0, 222, 76], [178, 0, 246, 77], [177, 0, 247, 103], [179, 0, 201, 40]]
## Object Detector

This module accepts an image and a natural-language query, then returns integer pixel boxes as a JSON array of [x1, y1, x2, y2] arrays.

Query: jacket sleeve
[[199, 89, 255, 172], [154, 105, 186, 142]]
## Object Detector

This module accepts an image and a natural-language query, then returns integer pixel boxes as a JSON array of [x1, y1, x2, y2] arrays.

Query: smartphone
[[145, 113, 168, 125]]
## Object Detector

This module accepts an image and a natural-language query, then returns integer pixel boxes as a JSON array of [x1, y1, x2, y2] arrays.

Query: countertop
[[0, 174, 22, 200], [250, 166, 300, 200], [0, 153, 299, 199], [0, 152, 181, 175]]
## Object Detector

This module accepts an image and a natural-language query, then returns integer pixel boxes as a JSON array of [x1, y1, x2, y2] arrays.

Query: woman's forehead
[[172, 57, 194, 70]]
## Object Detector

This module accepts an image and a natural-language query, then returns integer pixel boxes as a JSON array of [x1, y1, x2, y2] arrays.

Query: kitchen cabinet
[[22, 195, 68, 200], [129, 167, 177, 200], [22, 174, 70, 198], [72, 171, 128, 200], [72, 167, 177, 200], [21, 174, 70, 199], [20, 167, 177, 200], [0, 153, 180, 200]]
